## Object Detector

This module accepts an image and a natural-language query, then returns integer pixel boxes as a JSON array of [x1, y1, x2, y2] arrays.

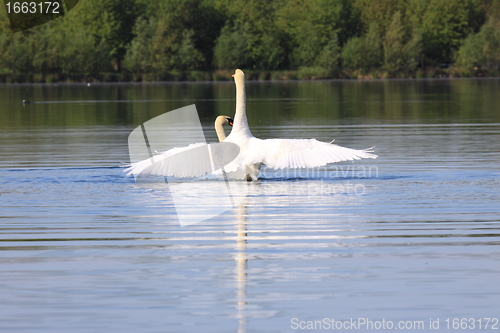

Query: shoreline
[[1, 68, 499, 85], [1, 76, 499, 86]]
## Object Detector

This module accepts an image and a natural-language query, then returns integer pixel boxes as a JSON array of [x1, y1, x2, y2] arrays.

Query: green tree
[[0, 31, 35, 74], [383, 11, 406, 72], [0, 17, 111, 76], [289, 23, 323, 68], [417, 0, 484, 64], [212, 24, 251, 69], [354, 0, 404, 36], [122, 17, 155, 73], [124, 0, 224, 72], [315, 34, 341, 73], [214, 0, 287, 69], [342, 23, 383, 72], [56, 24, 112, 75], [124, 18, 204, 73], [486, 0, 500, 21], [455, 18, 500, 69], [71, 0, 140, 71], [275, 0, 361, 69], [383, 11, 422, 73]]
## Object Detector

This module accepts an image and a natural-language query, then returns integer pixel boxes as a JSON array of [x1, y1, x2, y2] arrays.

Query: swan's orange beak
[[231, 74, 234, 77], [227, 118, 234, 126]]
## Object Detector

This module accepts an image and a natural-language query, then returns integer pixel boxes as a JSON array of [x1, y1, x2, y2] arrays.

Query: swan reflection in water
[[235, 203, 248, 333], [133, 176, 373, 333]]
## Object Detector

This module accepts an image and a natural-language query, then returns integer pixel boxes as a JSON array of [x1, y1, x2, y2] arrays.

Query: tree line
[[1, 0, 500, 82]]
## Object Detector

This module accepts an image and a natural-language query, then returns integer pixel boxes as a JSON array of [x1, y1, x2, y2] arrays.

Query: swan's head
[[215, 115, 234, 127], [231, 69, 245, 81], [215, 115, 233, 142]]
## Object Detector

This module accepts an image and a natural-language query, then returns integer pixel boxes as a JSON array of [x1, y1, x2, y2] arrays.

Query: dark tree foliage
[[73, 0, 141, 71], [0, 0, 497, 77], [342, 23, 383, 72]]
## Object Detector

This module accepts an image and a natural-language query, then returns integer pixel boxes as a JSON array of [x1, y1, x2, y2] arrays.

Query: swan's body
[[126, 69, 377, 181]]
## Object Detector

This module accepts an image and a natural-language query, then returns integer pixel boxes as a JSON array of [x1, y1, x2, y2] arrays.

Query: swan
[[125, 115, 236, 178], [222, 69, 377, 180], [126, 69, 377, 180]]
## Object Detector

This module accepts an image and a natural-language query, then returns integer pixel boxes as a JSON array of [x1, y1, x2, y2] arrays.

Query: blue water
[[1, 80, 500, 332]]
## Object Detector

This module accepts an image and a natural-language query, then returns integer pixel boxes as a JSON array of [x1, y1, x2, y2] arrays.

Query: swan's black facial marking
[[227, 118, 234, 126]]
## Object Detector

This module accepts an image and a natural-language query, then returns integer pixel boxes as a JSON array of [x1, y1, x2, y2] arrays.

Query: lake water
[[1, 79, 499, 332]]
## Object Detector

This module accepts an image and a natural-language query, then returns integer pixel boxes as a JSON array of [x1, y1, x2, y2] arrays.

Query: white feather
[[249, 138, 376, 169]]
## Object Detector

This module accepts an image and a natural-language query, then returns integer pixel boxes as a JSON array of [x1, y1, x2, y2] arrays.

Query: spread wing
[[125, 142, 240, 178], [246, 138, 377, 169]]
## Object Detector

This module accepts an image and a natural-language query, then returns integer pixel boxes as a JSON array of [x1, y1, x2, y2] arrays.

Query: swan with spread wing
[[125, 115, 235, 178], [126, 69, 377, 180], [222, 69, 377, 180]]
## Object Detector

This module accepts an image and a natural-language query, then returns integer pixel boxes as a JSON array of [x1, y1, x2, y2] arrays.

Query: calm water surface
[[1, 79, 500, 332]]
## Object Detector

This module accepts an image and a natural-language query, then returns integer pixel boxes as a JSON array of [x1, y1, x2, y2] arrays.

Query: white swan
[[125, 115, 236, 178], [222, 69, 377, 180], [126, 69, 377, 180]]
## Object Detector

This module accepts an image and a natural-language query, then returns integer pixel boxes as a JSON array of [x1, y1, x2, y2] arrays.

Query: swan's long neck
[[234, 75, 253, 137], [215, 116, 227, 142]]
